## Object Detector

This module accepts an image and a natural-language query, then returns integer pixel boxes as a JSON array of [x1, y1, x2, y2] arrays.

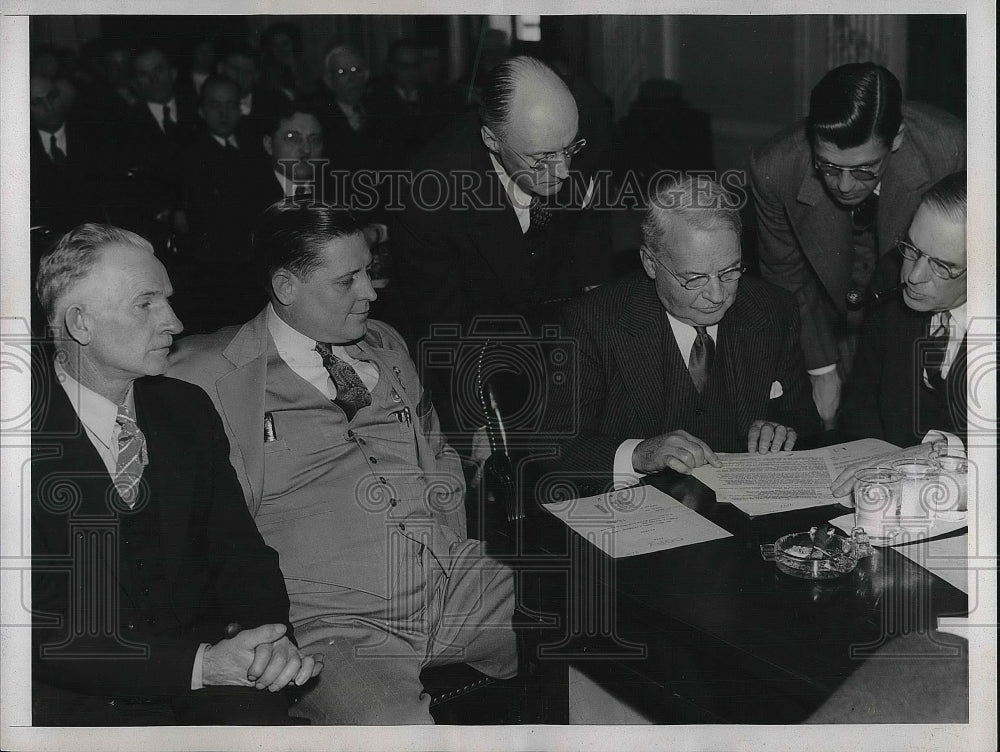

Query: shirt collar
[[55, 361, 134, 449], [489, 152, 533, 212], [267, 302, 321, 360], [212, 133, 237, 149], [941, 302, 967, 336], [273, 169, 312, 198]]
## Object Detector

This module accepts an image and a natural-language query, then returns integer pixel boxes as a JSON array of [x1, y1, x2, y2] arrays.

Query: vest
[[258, 337, 463, 602], [663, 341, 741, 453]]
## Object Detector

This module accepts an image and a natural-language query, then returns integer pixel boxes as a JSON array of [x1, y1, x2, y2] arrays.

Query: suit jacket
[[167, 309, 466, 537], [841, 297, 967, 447], [31, 355, 291, 699], [750, 102, 965, 370], [543, 272, 821, 491], [29, 124, 104, 230], [392, 115, 613, 346]]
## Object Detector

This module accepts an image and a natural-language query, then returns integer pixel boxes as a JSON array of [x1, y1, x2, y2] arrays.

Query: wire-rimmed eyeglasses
[[895, 238, 966, 280], [501, 137, 587, 170], [643, 248, 746, 290]]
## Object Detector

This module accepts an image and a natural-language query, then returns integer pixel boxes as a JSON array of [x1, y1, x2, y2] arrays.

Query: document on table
[[691, 438, 900, 516], [541, 485, 731, 558]]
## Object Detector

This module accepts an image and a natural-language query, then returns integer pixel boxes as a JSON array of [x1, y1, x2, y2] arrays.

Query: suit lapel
[[133, 379, 191, 582], [719, 286, 770, 434], [609, 278, 671, 438], [216, 310, 270, 514], [792, 174, 853, 313], [877, 137, 937, 255]]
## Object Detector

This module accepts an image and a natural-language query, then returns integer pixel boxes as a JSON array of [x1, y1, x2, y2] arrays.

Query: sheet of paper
[[541, 485, 731, 558], [691, 439, 901, 516]]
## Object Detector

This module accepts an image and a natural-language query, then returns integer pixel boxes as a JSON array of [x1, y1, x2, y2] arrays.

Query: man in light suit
[[31, 223, 320, 726], [543, 176, 821, 496], [839, 171, 968, 450], [750, 63, 965, 429], [168, 203, 517, 724]]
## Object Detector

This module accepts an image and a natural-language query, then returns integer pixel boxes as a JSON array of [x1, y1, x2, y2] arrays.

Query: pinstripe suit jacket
[[543, 272, 821, 491]]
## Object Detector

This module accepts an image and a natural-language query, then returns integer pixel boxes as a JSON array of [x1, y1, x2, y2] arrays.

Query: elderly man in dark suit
[[750, 63, 965, 430], [543, 176, 820, 495], [839, 171, 968, 451], [31, 223, 321, 726]]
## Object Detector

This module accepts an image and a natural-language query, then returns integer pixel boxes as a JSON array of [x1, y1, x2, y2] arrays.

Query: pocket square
[[769, 380, 784, 399]]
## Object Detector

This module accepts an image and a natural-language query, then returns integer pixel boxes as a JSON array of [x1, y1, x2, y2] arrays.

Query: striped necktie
[[315, 342, 372, 420], [925, 310, 952, 390], [115, 402, 148, 507]]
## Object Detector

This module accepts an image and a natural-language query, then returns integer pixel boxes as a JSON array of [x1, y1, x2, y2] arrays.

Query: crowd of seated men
[[28, 22, 968, 727]]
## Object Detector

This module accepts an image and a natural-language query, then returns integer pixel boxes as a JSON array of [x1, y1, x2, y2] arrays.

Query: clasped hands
[[632, 420, 797, 474], [202, 623, 323, 692]]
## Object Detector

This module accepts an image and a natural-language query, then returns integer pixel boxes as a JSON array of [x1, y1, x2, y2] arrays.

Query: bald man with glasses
[[750, 63, 964, 431], [542, 177, 820, 496]]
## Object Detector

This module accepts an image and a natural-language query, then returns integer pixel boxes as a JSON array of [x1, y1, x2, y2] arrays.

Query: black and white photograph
[[0, 2, 994, 750]]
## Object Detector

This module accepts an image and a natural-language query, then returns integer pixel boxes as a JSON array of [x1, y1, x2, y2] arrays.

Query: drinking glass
[[853, 468, 903, 544]]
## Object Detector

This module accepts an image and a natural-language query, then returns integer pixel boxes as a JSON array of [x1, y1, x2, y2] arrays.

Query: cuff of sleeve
[[191, 643, 209, 690], [922, 430, 966, 456], [613, 439, 646, 490], [808, 364, 838, 376]]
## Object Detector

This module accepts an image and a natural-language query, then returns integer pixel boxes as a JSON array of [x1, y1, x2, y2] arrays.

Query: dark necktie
[[925, 311, 951, 390], [528, 195, 553, 234], [851, 192, 879, 233], [689, 326, 715, 395], [49, 133, 66, 165], [315, 342, 372, 420], [115, 402, 148, 507], [162, 104, 176, 135]]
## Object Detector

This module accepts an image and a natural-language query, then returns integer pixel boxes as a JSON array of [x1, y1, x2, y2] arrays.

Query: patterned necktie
[[115, 402, 148, 507], [528, 195, 553, 234], [925, 310, 952, 390], [688, 326, 715, 395], [315, 342, 372, 420], [162, 104, 176, 135], [49, 133, 67, 165]]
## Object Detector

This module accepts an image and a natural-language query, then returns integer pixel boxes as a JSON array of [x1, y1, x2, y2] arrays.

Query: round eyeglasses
[[644, 249, 746, 290], [895, 239, 966, 280], [814, 160, 881, 182]]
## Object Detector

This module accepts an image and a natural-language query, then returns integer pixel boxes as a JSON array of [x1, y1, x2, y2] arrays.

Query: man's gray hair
[[641, 175, 743, 255], [323, 44, 361, 75], [35, 223, 153, 325]]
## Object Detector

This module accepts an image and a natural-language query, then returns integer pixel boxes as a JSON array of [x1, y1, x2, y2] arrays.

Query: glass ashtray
[[760, 526, 874, 580]]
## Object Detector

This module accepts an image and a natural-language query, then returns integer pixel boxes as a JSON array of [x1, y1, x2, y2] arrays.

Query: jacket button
[[390, 499, 397, 507], [146, 617, 156, 626], [346, 430, 354, 440], [379, 477, 386, 484], [370, 457, 378, 464], [141, 587, 150, 596], [398, 522, 405, 530], [135, 560, 144, 570], [126, 622, 135, 631]]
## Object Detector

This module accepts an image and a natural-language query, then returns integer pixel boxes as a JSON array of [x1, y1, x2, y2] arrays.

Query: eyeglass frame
[[813, 158, 884, 183], [895, 237, 966, 280], [335, 64, 368, 77], [498, 136, 587, 171], [642, 247, 746, 290]]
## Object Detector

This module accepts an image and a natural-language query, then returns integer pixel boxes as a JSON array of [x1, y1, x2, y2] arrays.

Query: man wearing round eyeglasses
[[750, 63, 964, 431], [841, 171, 968, 447], [543, 177, 820, 493]]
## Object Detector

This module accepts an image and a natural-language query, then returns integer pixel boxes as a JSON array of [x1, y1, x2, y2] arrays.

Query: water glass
[[853, 468, 903, 544], [890, 458, 940, 523]]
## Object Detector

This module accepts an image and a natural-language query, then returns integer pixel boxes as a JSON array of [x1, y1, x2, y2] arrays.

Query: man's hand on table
[[747, 420, 797, 454], [202, 623, 324, 691], [810, 370, 842, 431], [633, 430, 721, 475], [829, 443, 933, 499]]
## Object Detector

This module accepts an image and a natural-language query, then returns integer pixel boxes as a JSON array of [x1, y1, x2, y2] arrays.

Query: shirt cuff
[[922, 430, 966, 456], [808, 364, 838, 376], [613, 439, 646, 490], [191, 642, 209, 690]]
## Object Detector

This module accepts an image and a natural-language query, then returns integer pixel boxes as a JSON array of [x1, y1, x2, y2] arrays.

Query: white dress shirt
[[267, 304, 379, 396], [54, 362, 207, 688], [612, 315, 719, 488], [211, 133, 239, 150], [489, 153, 533, 234], [146, 98, 178, 133], [937, 303, 967, 380], [38, 125, 67, 160]]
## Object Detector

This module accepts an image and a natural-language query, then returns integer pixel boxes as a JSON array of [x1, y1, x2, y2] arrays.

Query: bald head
[[480, 56, 580, 197]]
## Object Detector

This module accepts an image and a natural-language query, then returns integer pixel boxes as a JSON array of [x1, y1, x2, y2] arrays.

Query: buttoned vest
[[258, 338, 463, 600]]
